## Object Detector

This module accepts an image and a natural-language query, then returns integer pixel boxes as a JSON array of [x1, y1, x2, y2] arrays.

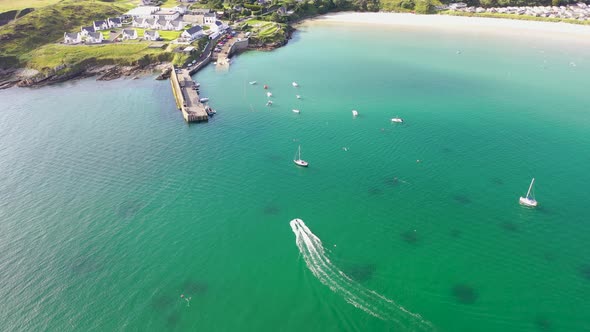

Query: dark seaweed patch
[[182, 280, 208, 295], [401, 230, 420, 245], [344, 263, 377, 283], [491, 177, 504, 185], [70, 255, 101, 275], [579, 265, 590, 281], [263, 204, 280, 215], [117, 200, 144, 219], [151, 294, 174, 311], [450, 229, 462, 238], [534, 315, 553, 331], [442, 147, 453, 153], [452, 284, 478, 304], [500, 221, 519, 232], [368, 187, 383, 196], [166, 313, 180, 327], [452, 194, 472, 205]]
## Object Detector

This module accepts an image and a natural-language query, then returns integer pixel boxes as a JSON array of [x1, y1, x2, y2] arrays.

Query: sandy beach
[[304, 12, 590, 41]]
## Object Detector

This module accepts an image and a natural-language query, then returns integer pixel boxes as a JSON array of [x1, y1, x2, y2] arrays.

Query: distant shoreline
[[301, 12, 590, 41]]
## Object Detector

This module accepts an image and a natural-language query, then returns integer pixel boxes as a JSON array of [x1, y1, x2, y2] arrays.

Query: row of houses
[[64, 31, 103, 44], [132, 17, 184, 30], [449, 2, 590, 20]]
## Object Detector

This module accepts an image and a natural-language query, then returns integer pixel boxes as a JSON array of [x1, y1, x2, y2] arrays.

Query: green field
[[132, 28, 183, 41], [244, 19, 287, 42], [0, 0, 60, 12], [0, 0, 136, 12], [27, 43, 170, 70], [0, 0, 133, 67]]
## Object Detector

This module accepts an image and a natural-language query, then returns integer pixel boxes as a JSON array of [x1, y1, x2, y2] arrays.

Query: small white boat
[[199, 97, 209, 103], [292, 109, 300, 114], [391, 117, 404, 123], [293, 145, 308, 167], [352, 110, 359, 117], [519, 178, 538, 207], [267, 92, 272, 98], [194, 82, 200, 87], [266, 100, 273, 106], [249, 81, 257, 85], [292, 82, 299, 87], [296, 95, 301, 99]]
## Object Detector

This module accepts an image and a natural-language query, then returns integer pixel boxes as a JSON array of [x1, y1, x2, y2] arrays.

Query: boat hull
[[519, 197, 538, 207], [294, 159, 308, 167]]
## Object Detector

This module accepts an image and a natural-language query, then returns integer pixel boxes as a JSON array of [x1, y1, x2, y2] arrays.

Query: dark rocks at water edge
[[1, 63, 171, 88]]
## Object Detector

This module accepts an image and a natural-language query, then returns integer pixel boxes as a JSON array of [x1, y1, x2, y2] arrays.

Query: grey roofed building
[[87, 32, 102, 39], [186, 25, 202, 34], [157, 18, 167, 27], [170, 19, 183, 29], [145, 18, 156, 26], [145, 30, 158, 38], [108, 17, 122, 25], [81, 26, 95, 33]]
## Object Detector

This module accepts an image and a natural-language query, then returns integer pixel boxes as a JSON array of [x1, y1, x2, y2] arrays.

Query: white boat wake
[[290, 218, 435, 331]]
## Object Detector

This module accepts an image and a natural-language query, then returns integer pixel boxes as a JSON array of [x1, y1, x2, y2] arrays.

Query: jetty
[[168, 31, 249, 123], [170, 66, 208, 122]]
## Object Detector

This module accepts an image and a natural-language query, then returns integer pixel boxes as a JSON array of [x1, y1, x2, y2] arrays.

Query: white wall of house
[[64, 32, 82, 44]]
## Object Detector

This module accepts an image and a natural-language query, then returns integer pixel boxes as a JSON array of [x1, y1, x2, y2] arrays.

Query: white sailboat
[[267, 92, 273, 98], [352, 110, 359, 117], [391, 117, 404, 123], [249, 81, 257, 85], [292, 82, 299, 87], [293, 145, 308, 167], [519, 178, 538, 207]]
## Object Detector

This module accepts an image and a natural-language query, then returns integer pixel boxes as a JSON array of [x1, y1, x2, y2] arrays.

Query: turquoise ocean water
[[1, 20, 590, 331]]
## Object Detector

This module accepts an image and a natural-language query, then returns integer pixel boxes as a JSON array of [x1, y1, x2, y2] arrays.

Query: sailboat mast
[[298, 145, 301, 160], [526, 178, 535, 197]]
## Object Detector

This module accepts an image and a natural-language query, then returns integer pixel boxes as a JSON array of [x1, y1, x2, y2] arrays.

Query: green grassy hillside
[[0, 0, 133, 68]]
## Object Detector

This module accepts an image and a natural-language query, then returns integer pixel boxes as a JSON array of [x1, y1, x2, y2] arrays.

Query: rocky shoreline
[[0, 63, 173, 89]]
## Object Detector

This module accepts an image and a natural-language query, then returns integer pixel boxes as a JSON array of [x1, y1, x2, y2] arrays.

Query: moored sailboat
[[293, 145, 308, 167], [519, 178, 538, 207]]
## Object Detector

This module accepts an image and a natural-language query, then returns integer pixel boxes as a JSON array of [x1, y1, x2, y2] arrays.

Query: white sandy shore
[[305, 12, 590, 39]]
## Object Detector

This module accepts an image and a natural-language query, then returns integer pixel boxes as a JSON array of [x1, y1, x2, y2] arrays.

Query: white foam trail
[[290, 218, 435, 331]]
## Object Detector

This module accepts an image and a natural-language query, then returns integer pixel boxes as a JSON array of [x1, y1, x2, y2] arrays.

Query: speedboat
[[200, 97, 209, 103], [267, 92, 272, 98], [296, 95, 301, 99], [391, 117, 403, 123], [266, 100, 273, 106], [249, 81, 257, 85], [292, 109, 300, 114], [292, 82, 299, 87], [352, 110, 359, 117], [264, 85, 268, 89]]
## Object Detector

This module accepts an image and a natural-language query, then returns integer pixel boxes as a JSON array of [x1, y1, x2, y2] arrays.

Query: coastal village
[[63, 5, 228, 47]]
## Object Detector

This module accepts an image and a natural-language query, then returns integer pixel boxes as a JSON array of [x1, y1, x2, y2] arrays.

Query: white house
[[169, 19, 184, 31], [156, 18, 168, 30], [152, 10, 180, 20], [93, 20, 109, 31], [64, 32, 82, 44], [86, 32, 103, 44], [132, 17, 145, 27], [144, 18, 157, 29], [181, 25, 204, 41], [107, 17, 122, 28], [144, 30, 160, 41], [172, 5, 187, 14], [203, 12, 216, 25], [122, 29, 138, 40], [209, 20, 228, 33], [80, 26, 95, 36]]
